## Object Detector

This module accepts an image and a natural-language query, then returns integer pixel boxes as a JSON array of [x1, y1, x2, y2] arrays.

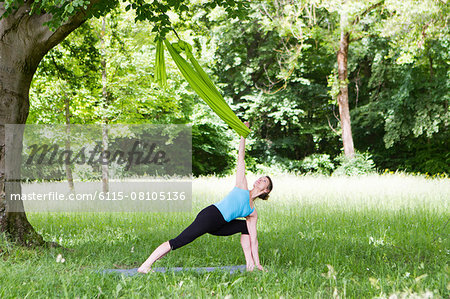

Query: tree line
[[27, 0, 449, 177]]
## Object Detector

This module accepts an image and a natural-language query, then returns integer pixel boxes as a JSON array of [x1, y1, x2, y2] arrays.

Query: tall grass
[[0, 173, 448, 298]]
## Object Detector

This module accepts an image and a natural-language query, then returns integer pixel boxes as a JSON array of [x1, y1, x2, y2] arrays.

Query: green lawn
[[1, 174, 449, 298]]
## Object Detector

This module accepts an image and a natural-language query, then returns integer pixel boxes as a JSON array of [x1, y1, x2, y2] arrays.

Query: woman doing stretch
[[137, 122, 273, 273]]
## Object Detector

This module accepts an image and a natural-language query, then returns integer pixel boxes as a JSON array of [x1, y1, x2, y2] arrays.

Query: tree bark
[[336, 30, 355, 158], [64, 91, 75, 192], [0, 1, 100, 246], [100, 17, 109, 193]]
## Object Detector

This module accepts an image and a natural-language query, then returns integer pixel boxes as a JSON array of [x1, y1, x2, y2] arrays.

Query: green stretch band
[[164, 39, 250, 138]]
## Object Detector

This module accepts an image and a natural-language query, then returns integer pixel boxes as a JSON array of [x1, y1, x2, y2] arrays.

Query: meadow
[[0, 173, 449, 298]]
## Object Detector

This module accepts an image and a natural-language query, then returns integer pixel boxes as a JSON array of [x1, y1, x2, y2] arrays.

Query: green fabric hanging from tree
[[160, 39, 250, 138]]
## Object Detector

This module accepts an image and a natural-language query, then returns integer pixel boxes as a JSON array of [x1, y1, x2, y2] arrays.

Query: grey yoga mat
[[101, 265, 247, 276]]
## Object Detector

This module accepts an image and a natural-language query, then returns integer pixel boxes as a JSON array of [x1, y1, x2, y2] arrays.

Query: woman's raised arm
[[236, 122, 250, 189]]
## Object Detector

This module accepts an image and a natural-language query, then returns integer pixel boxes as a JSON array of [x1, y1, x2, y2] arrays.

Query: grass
[[0, 173, 449, 298]]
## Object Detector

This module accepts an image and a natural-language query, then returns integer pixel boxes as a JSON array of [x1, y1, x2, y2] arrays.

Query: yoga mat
[[100, 265, 247, 276]]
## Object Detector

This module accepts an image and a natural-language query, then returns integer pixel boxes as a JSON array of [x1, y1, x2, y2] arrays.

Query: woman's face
[[254, 176, 270, 192]]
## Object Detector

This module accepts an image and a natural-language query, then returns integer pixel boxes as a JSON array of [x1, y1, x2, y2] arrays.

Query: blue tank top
[[213, 186, 255, 222]]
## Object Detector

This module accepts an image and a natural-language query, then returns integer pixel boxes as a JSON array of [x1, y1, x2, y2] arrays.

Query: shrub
[[252, 158, 293, 176], [269, 156, 302, 173], [300, 154, 335, 175], [192, 123, 235, 177], [333, 152, 376, 176]]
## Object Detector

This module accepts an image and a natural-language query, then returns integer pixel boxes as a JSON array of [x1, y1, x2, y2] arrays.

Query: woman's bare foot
[[137, 262, 155, 274], [137, 241, 171, 274]]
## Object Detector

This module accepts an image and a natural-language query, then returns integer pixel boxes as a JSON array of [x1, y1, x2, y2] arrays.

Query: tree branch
[[38, 0, 105, 54], [351, 0, 385, 25]]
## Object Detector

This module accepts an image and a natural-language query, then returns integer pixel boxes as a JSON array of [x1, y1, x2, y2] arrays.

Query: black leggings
[[168, 204, 249, 250]]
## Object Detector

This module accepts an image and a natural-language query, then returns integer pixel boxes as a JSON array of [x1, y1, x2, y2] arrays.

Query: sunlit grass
[[0, 173, 448, 298]]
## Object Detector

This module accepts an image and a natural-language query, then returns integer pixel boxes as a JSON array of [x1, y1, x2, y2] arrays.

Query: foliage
[[0, 0, 248, 34], [191, 123, 235, 177], [333, 152, 376, 176], [376, 0, 449, 64], [14, 0, 450, 175], [189, 2, 342, 167], [301, 154, 335, 175], [261, 153, 335, 176], [350, 33, 449, 174]]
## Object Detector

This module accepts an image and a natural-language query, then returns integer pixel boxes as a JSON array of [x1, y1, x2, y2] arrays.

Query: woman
[[137, 122, 273, 273]]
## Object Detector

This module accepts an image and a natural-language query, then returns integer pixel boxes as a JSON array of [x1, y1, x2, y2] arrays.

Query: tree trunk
[[100, 17, 109, 193], [0, 2, 96, 246], [64, 92, 75, 192], [337, 30, 355, 158]]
